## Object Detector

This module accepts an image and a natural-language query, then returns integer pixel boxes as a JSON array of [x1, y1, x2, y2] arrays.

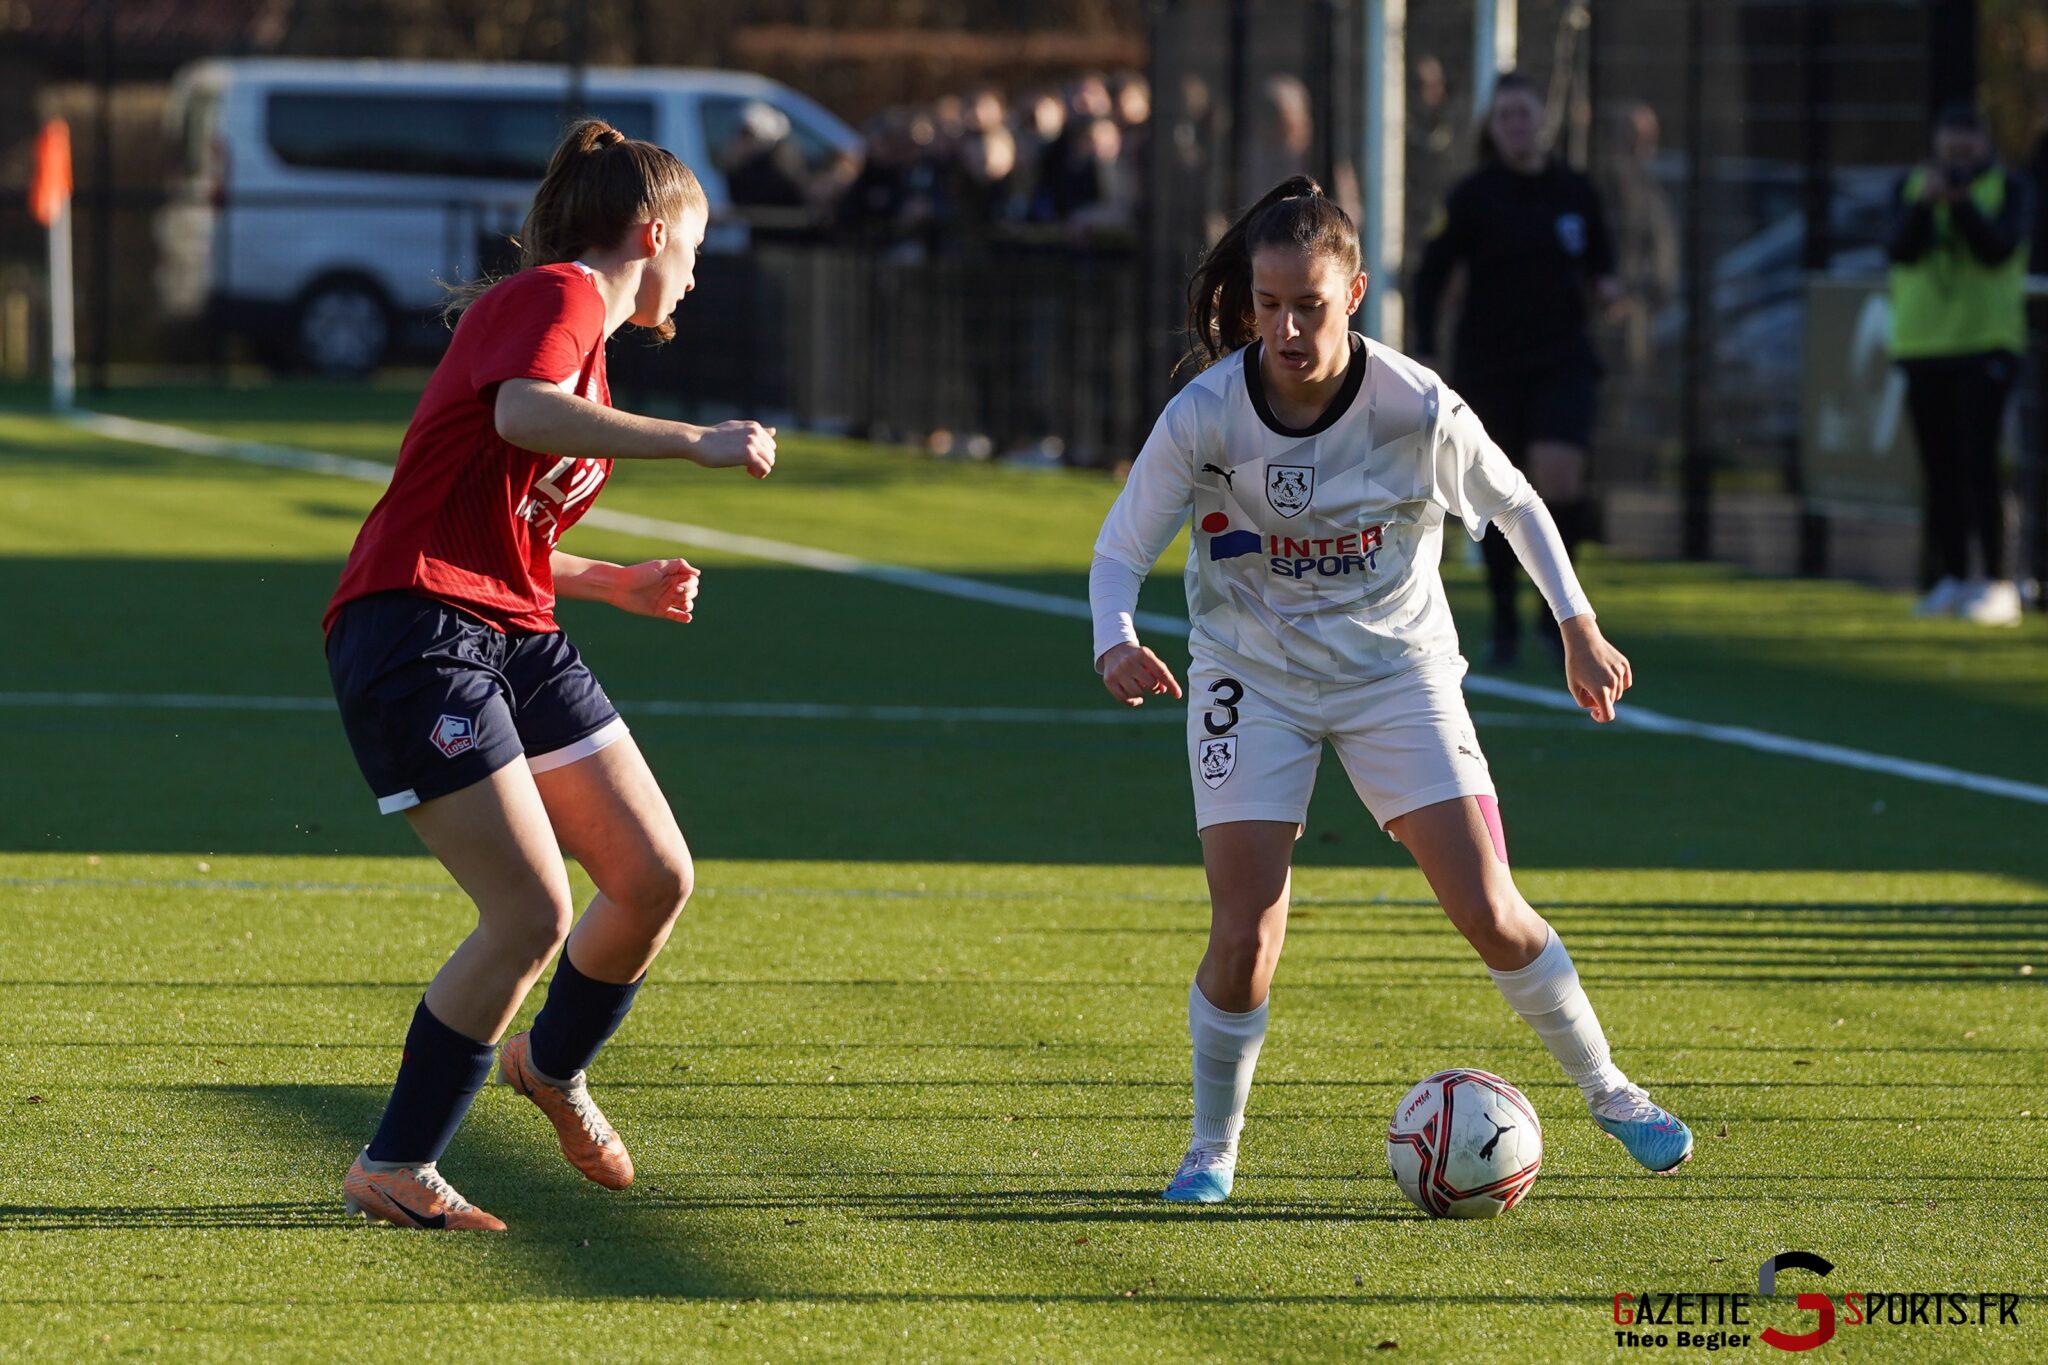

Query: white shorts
[[1186, 657, 1495, 834]]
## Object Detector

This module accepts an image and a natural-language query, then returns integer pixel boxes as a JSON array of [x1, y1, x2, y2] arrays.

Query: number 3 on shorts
[[1204, 677, 1244, 735]]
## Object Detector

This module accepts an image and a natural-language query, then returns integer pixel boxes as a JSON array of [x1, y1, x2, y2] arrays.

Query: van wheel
[[296, 278, 391, 376]]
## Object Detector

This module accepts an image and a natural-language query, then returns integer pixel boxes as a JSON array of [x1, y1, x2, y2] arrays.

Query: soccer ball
[[1386, 1069, 1543, 1218]]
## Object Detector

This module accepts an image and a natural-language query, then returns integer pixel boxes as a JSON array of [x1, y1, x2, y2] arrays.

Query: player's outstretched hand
[[613, 557, 701, 623], [694, 420, 777, 478], [1561, 615, 1631, 723], [1100, 643, 1184, 708]]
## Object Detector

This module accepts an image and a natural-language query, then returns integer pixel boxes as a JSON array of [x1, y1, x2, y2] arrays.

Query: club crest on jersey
[[430, 714, 476, 759], [1266, 465, 1314, 518], [1198, 735, 1237, 788]]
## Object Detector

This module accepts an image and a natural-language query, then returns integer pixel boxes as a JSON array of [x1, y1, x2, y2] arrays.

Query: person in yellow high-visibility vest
[[1888, 101, 2029, 626]]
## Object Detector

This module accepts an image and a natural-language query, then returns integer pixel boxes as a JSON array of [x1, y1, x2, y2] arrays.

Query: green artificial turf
[[0, 387, 2044, 1362]]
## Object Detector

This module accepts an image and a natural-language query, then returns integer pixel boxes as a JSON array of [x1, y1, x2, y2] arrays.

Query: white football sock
[[1188, 980, 1267, 1150], [1487, 929, 1628, 1105]]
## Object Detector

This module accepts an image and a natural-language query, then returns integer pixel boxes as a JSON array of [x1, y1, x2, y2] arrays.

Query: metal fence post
[[1795, 0, 1834, 577], [1680, 0, 1712, 560]]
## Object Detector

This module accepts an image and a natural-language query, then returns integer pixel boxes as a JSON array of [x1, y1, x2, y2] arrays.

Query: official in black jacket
[[1412, 72, 1621, 667]]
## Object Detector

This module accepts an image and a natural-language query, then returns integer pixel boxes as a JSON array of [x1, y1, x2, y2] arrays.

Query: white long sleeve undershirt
[[1089, 554, 1147, 669], [1493, 494, 1596, 625]]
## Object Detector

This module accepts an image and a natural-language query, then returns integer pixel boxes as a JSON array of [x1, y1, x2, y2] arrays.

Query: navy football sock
[[364, 999, 495, 1165], [528, 947, 643, 1081]]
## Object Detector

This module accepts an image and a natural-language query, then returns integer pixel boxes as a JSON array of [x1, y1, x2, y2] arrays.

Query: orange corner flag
[[30, 120, 73, 227]]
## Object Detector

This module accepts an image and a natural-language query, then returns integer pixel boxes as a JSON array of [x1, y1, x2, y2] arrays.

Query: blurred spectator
[[1411, 56, 1463, 166], [837, 109, 912, 238], [834, 106, 944, 257], [1164, 74, 1224, 239], [720, 101, 811, 211], [1042, 73, 1115, 212], [909, 113, 955, 254], [1243, 74, 1314, 200], [1595, 101, 1678, 373], [1407, 55, 1468, 261], [1109, 70, 1152, 202], [931, 94, 968, 155], [965, 85, 1007, 136], [1170, 73, 1215, 176], [1066, 71, 1115, 126], [1888, 100, 2029, 625], [946, 123, 1021, 242], [1053, 117, 1134, 233], [1112, 71, 1150, 131], [1013, 88, 1070, 222]]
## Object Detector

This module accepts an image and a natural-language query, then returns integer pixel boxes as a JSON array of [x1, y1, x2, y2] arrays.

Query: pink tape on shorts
[[1477, 795, 1508, 866]]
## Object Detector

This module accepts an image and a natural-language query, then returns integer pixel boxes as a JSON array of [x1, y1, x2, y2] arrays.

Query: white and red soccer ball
[[1387, 1069, 1543, 1218]]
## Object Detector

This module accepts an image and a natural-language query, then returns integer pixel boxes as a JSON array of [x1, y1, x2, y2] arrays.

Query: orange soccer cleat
[[497, 1030, 635, 1189], [343, 1153, 506, 1231]]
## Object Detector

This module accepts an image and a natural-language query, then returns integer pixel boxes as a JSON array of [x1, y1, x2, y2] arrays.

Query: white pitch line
[[62, 410, 2048, 806], [1463, 674, 2048, 805], [68, 412, 1185, 634], [0, 690, 1170, 725]]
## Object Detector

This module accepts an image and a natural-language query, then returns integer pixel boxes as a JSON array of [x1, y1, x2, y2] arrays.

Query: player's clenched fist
[[693, 420, 777, 478], [612, 557, 700, 623], [1099, 642, 1184, 708], [1560, 614, 1631, 723]]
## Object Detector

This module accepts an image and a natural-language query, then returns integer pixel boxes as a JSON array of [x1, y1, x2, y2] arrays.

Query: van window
[[266, 92, 657, 180]]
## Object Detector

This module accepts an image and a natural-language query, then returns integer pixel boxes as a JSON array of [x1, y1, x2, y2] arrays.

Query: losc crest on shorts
[[326, 591, 628, 813], [1185, 657, 1495, 833]]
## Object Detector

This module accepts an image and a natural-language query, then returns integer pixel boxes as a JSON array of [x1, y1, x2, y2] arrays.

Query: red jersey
[[325, 263, 614, 634]]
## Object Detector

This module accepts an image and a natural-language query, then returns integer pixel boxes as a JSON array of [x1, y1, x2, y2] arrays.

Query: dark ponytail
[[442, 118, 707, 337], [1180, 175, 1362, 372]]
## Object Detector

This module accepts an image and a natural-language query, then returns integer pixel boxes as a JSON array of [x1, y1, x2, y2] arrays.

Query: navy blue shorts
[[326, 591, 627, 814], [1456, 362, 1599, 462]]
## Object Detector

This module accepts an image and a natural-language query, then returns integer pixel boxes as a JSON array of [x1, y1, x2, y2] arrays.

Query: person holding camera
[[1888, 101, 2030, 626]]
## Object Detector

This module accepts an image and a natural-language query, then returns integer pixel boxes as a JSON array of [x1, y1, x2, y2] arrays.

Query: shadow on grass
[[0, 1290, 1690, 1308], [209, 1082, 774, 1301], [0, 1201, 339, 1231]]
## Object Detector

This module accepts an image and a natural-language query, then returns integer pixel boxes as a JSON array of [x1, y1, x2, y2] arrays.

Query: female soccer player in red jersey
[[324, 120, 777, 1230]]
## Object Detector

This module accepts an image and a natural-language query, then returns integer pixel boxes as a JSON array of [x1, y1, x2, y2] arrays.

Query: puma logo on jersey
[[1201, 462, 1235, 486]]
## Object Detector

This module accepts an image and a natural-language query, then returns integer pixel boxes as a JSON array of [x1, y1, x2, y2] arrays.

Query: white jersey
[[1092, 334, 1561, 686]]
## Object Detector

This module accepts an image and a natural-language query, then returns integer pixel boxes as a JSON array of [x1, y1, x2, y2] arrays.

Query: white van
[[157, 58, 859, 374]]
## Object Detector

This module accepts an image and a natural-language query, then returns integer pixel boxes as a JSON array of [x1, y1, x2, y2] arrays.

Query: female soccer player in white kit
[[1090, 177, 1692, 1203]]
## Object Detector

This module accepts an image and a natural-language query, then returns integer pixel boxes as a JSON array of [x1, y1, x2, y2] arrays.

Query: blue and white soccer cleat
[[1161, 1144, 1237, 1203], [1591, 1084, 1694, 1173]]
